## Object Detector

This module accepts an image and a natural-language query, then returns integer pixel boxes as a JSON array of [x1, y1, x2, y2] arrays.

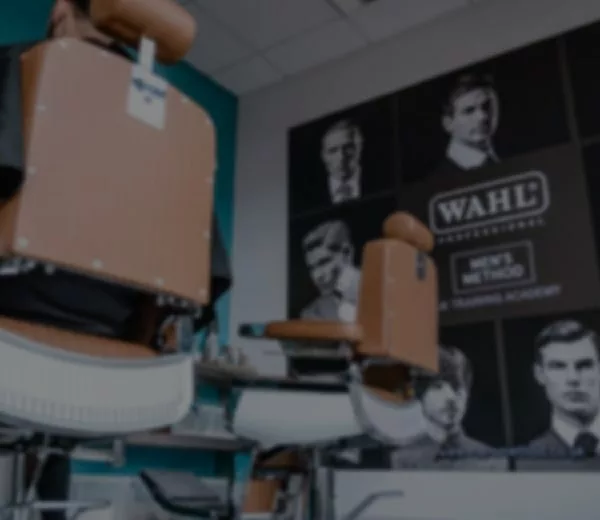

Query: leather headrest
[[383, 212, 434, 253], [90, 0, 196, 64]]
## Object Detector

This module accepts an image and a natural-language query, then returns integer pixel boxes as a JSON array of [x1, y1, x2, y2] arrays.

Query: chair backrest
[[356, 212, 438, 373], [0, 0, 214, 309]]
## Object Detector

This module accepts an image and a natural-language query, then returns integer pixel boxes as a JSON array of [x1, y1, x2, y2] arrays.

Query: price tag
[[127, 64, 168, 130]]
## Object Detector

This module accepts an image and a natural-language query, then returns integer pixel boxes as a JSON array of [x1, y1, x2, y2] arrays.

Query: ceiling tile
[[195, 0, 340, 50], [184, 3, 251, 73], [212, 56, 283, 94], [348, 0, 469, 42], [265, 19, 367, 76]]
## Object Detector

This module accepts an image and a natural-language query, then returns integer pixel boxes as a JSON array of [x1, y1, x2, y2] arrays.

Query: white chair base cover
[[0, 328, 194, 436], [232, 385, 425, 449]]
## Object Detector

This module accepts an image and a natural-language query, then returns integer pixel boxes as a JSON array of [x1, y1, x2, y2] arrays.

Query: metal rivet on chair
[[155, 277, 165, 287], [27, 166, 36, 177], [92, 259, 103, 270], [16, 237, 29, 249], [181, 95, 189, 104]]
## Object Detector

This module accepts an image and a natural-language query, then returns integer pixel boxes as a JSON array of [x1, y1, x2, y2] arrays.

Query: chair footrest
[[140, 471, 230, 518]]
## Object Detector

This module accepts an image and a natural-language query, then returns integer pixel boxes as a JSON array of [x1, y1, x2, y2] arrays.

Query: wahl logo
[[429, 171, 550, 235]]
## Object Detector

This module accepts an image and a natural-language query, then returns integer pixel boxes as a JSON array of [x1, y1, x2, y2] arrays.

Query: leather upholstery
[[1, 38, 215, 306], [357, 238, 438, 372], [243, 481, 280, 513], [244, 449, 304, 514], [0, 317, 156, 358], [264, 211, 438, 376], [265, 320, 363, 343], [383, 211, 434, 253], [90, 0, 196, 64]]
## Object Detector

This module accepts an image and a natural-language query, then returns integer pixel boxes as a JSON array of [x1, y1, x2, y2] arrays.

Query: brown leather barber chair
[[0, 0, 218, 517], [234, 212, 439, 518], [243, 449, 307, 519]]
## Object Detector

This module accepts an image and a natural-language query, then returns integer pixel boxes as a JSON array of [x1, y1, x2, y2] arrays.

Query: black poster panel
[[399, 144, 600, 326], [565, 21, 600, 140], [287, 196, 397, 320], [331, 322, 508, 471], [440, 323, 507, 450], [504, 309, 600, 471], [396, 38, 569, 185], [288, 95, 397, 217], [287, 196, 397, 377], [583, 143, 600, 267]]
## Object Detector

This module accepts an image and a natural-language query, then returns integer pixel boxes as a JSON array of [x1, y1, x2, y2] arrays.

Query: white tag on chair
[[127, 64, 168, 130]]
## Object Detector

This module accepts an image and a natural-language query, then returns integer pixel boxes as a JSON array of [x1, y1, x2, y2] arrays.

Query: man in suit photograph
[[440, 73, 500, 172], [300, 220, 360, 322], [286, 220, 360, 378], [388, 346, 503, 470], [320, 119, 363, 205], [528, 320, 600, 459]]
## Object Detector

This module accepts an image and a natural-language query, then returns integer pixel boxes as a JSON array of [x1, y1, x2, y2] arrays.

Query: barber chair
[[0, 0, 219, 517], [241, 449, 307, 520], [234, 212, 439, 520]]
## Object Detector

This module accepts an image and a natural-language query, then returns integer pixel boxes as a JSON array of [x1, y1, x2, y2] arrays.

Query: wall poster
[[287, 19, 600, 472]]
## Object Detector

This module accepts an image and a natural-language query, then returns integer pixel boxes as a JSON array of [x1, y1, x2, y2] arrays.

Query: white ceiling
[[178, 0, 483, 95]]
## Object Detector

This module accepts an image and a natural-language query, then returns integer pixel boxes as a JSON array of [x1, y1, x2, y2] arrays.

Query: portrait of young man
[[330, 344, 506, 471], [299, 219, 361, 323], [320, 119, 364, 206], [528, 320, 600, 460], [439, 73, 500, 173], [387, 346, 505, 471], [286, 219, 361, 378]]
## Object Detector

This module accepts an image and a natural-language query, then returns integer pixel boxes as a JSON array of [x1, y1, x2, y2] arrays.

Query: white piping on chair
[[0, 329, 194, 436]]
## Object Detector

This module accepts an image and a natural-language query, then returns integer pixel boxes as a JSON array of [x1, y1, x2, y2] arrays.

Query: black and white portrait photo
[[386, 344, 506, 471], [288, 197, 396, 320], [320, 119, 364, 206], [396, 38, 570, 184], [298, 219, 360, 323], [385, 322, 507, 471], [440, 73, 500, 172], [288, 96, 397, 216], [505, 311, 600, 470], [288, 197, 396, 376], [333, 322, 508, 471]]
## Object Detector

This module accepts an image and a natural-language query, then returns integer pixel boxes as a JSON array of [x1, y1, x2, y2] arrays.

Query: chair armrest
[[239, 321, 362, 344], [264, 320, 363, 344]]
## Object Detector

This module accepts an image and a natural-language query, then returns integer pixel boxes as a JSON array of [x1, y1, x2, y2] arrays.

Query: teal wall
[[0, 0, 242, 482]]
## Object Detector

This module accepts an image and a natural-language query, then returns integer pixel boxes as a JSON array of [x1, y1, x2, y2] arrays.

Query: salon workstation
[[2, 0, 600, 519]]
